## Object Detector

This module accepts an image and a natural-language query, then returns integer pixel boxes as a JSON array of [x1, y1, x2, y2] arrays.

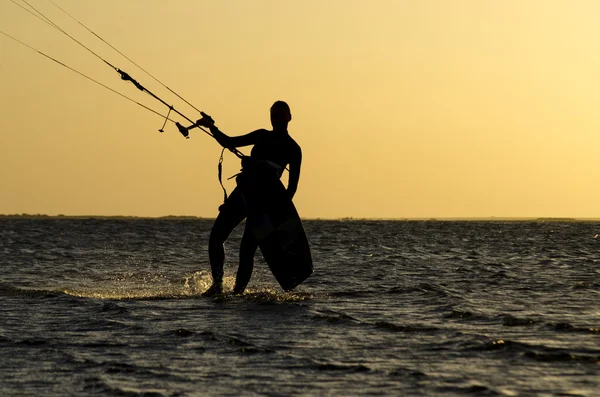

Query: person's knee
[[209, 234, 225, 253], [209, 221, 230, 247], [239, 238, 258, 258]]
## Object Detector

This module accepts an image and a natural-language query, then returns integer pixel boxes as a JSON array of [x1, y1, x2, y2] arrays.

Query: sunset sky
[[1, 0, 599, 219]]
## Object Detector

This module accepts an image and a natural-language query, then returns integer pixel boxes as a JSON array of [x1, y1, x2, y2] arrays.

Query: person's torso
[[250, 131, 299, 170]]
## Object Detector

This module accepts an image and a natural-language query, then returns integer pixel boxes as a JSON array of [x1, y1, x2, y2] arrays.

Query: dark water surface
[[1, 218, 599, 396]]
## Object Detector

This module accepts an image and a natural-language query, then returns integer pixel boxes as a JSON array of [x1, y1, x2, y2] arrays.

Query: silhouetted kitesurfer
[[199, 101, 302, 295]]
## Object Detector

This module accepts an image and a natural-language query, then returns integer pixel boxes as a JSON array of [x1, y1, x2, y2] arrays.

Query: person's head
[[270, 101, 292, 130]]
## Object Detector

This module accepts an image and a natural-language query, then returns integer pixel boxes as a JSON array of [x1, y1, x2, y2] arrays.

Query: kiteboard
[[236, 159, 313, 291]]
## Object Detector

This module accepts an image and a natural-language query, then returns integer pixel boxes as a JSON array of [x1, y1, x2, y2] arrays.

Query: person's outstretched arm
[[208, 126, 269, 149], [196, 113, 269, 149]]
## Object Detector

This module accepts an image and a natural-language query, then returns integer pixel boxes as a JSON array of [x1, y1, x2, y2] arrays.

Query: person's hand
[[196, 112, 215, 128]]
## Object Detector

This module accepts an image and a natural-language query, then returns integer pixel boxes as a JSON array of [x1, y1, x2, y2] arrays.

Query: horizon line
[[1, 214, 599, 222]]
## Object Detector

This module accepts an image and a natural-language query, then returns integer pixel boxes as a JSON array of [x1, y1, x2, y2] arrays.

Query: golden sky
[[1, 0, 599, 219]]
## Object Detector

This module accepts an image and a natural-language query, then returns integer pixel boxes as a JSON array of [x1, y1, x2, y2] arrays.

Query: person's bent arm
[[287, 147, 302, 200]]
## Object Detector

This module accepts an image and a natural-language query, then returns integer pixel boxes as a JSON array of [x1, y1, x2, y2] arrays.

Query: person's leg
[[205, 189, 245, 295], [233, 221, 259, 294]]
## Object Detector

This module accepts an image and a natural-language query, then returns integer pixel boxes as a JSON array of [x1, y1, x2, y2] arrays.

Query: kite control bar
[[175, 113, 244, 158], [175, 111, 213, 138]]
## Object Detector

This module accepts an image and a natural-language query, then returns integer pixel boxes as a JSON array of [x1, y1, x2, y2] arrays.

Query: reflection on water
[[0, 218, 599, 396]]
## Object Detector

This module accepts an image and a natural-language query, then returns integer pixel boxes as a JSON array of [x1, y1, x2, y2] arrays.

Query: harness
[[217, 152, 285, 203]]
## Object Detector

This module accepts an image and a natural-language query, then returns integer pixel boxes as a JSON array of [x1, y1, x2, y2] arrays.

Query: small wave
[[314, 361, 371, 373], [402, 282, 464, 301], [524, 351, 600, 363], [237, 346, 272, 355], [168, 328, 195, 338], [224, 334, 275, 355], [444, 309, 476, 319], [374, 321, 439, 333], [386, 286, 409, 294], [79, 341, 130, 348], [227, 336, 254, 347], [550, 322, 600, 334], [82, 376, 167, 397], [197, 330, 219, 342], [312, 309, 361, 324], [329, 289, 374, 297], [502, 315, 538, 327], [0, 336, 55, 348], [466, 338, 535, 352], [100, 302, 129, 314], [572, 281, 600, 290], [104, 362, 138, 374], [77, 356, 191, 383], [435, 383, 503, 396], [179, 329, 275, 356], [388, 367, 428, 379], [0, 283, 59, 298], [467, 338, 600, 364], [17, 338, 48, 346]]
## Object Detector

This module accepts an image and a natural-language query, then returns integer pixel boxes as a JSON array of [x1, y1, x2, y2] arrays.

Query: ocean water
[[0, 218, 598, 397]]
